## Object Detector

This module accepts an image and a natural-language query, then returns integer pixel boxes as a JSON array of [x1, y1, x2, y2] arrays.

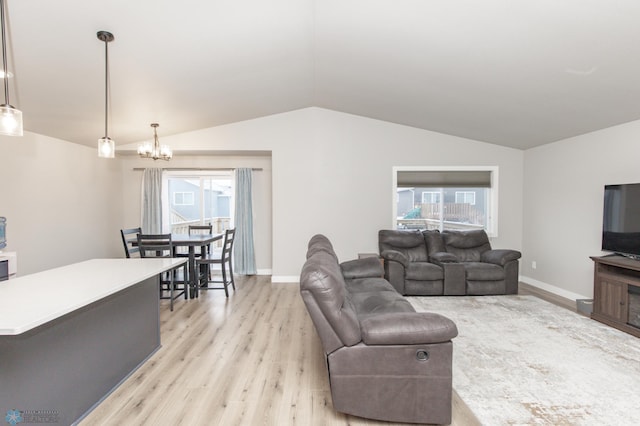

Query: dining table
[[171, 233, 223, 298]]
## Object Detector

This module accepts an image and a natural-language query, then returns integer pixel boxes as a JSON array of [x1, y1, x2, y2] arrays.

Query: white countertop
[[0, 258, 187, 335]]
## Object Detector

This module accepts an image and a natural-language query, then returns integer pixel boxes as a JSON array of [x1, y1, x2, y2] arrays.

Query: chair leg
[[221, 262, 229, 297], [169, 273, 174, 311], [228, 259, 235, 291], [183, 265, 189, 299]]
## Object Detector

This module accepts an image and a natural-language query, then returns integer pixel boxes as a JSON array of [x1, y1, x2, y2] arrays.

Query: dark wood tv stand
[[591, 255, 640, 338]]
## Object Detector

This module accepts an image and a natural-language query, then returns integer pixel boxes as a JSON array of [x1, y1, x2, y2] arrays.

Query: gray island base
[[0, 258, 186, 425]]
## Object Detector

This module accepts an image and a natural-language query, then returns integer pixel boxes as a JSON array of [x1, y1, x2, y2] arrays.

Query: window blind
[[397, 170, 492, 188]]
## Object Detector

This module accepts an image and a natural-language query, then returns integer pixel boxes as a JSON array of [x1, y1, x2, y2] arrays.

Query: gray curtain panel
[[234, 168, 257, 275], [141, 168, 163, 234]]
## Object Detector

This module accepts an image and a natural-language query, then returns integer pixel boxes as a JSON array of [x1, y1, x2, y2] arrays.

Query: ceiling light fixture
[[97, 30, 115, 158], [137, 123, 172, 161], [0, 0, 22, 137]]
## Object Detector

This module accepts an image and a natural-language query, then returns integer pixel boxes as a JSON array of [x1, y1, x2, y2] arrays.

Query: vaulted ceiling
[[6, 0, 640, 150]]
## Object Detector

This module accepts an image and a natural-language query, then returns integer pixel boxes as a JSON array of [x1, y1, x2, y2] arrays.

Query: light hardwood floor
[[80, 275, 480, 426]]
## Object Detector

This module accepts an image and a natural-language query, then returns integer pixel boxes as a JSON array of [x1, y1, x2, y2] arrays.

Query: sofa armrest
[[360, 312, 458, 345], [380, 249, 408, 267], [341, 257, 384, 279], [429, 251, 459, 266], [481, 249, 522, 266]]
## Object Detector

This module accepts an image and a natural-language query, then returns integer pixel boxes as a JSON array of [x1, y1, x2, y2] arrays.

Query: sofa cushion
[[405, 279, 444, 296], [379, 230, 429, 262], [350, 291, 415, 317], [442, 230, 492, 262], [463, 262, 505, 281], [347, 277, 397, 294], [406, 261, 444, 281]]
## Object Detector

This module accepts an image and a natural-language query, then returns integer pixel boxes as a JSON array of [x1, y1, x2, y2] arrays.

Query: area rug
[[408, 295, 640, 426]]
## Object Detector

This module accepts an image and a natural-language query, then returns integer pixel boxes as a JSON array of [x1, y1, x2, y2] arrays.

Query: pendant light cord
[[103, 35, 109, 138], [0, 0, 10, 106]]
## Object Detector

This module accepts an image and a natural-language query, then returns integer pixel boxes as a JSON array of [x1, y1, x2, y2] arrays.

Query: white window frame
[[392, 166, 499, 237]]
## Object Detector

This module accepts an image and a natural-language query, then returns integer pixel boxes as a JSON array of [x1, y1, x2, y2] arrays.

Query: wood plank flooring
[[81, 276, 480, 425]]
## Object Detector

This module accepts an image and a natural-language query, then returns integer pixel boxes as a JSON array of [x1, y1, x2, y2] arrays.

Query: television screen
[[602, 183, 640, 258]]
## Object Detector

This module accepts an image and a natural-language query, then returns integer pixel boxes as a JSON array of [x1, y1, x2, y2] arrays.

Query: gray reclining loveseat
[[300, 234, 458, 424], [379, 229, 521, 296]]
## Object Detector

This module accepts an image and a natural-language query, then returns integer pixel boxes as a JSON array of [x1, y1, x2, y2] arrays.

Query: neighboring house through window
[[455, 191, 476, 205], [173, 192, 195, 206]]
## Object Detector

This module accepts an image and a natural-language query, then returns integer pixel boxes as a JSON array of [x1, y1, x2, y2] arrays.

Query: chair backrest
[[188, 225, 213, 235], [189, 225, 213, 253], [137, 234, 174, 258], [221, 228, 236, 260], [121, 227, 141, 258]]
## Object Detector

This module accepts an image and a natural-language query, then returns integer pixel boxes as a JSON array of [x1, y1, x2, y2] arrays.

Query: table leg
[[189, 246, 197, 299]]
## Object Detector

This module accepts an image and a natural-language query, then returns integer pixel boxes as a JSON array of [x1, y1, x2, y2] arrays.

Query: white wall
[[0, 108, 524, 280], [0, 132, 122, 276], [118, 154, 273, 274], [131, 107, 524, 280], [522, 119, 640, 300]]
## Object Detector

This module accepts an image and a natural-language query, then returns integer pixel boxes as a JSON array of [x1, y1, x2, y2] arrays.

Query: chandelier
[[137, 123, 172, 161]]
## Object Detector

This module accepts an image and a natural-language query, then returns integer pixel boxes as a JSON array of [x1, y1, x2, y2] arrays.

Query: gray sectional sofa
[[379, 229, 521, 296], [300, 234, 458, 424]]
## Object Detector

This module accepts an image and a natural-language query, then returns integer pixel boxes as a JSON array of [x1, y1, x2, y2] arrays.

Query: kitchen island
[[0, 258, 186, 425]]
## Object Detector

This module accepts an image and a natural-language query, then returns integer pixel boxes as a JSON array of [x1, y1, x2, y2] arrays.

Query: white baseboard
[[519, 275, 590, 302], [270, 276, 299, 283], [256, 269, 272, 276], [268, 274, 592, 296]]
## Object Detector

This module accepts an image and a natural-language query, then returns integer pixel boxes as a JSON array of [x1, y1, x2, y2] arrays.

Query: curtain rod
[[132, 167, 262, 171]]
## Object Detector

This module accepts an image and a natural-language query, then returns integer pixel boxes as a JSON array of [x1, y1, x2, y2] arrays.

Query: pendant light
[[97, 31, 115, 158], [137, 123, 172, 161], [0, 0, 22, 137]]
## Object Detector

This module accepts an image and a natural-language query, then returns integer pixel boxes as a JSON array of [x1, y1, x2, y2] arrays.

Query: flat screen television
[[602, 183, 640, 259]]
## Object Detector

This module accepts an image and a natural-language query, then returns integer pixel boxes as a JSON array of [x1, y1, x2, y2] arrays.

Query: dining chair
[[189, 224, 214, 256], [189, 224, 214, 281], [120, 227, 141, 258], [196, 228, 236, 297], [137, 233, 187, 311]]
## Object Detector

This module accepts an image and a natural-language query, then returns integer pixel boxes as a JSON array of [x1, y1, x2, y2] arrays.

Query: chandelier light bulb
[[138, 123, 172, 161]]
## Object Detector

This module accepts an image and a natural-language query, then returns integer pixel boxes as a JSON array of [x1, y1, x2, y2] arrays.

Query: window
[[422, 191, 441, 204], [455, 191, 476, 205], [393, 167, 498, 236], [173, 192, 195, 206], [164, 172, 233, 236]]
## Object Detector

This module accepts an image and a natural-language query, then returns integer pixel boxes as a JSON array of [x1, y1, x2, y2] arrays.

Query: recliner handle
[[416, 350, 429, 361]]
